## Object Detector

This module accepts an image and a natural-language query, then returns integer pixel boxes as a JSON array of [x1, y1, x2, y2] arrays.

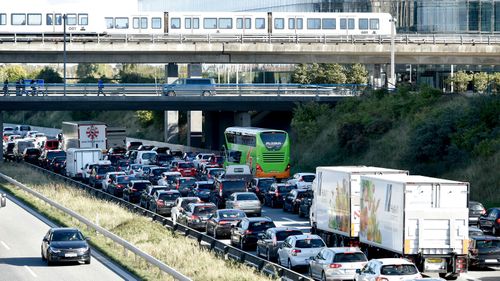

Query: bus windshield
[[260, 132, 286, 150]]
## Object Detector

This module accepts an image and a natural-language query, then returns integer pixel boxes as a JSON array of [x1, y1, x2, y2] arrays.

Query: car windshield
[[222, 181, 246, 191], [25, 149, 40, 155], [157, 154, 171, 161], [381, 264, 419, 275], [142, 153, 156, 160], [470, 203, 484, 210], [97, 165, 115, 174], [180, 179, 196, 186], [52, 230, 84, 241], [132, 182, 150, 190], [186, 79, 212, 85], [152, 168, 169, 176], [117, 176, 134, 184], [194, 205, 216, 214], [197, 184, 213, 190], [219, 210, 246, 218], [302, 175, 315, 182], [275, 230, 303, 241], [295, 238, 325, 248], [209, 169, 225, 176], [333, 252, 367, 262], [118, 161, 130, 167], [236, 193, 258, 201], [179, 162, 194, 168], [249, 221, 275, 231], [278, 185, 294, 193], [47, 151, 66, 159], [477, 240, 500, 248], [159, 193, 180, 201], [166, 175, 180, 182]]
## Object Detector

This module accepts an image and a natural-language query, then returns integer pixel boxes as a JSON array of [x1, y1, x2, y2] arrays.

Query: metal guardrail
[[0, 170, 192, 281], [17, 162, 313, 281], [1, 83, 364, 97], [1, 33, 499, 45]]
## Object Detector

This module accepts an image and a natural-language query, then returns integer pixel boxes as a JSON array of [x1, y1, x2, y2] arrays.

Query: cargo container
[[106, 127, 126, 149], [61, 121, 107, 151], [65, 148, 102, 178]]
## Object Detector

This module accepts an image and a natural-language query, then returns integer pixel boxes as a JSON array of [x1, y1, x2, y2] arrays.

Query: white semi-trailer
[[61, 121, 107, 151], [359, 174, 469, 279], [310, 166, 408, 247], [65, 148, 102, 178]]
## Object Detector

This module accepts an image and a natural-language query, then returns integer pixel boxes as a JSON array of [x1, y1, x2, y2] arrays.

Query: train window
[[296, 18, 303, 29], [348, 19, 355, 29], [288, 18, 295, 29], [28, 14, 42, 25], [105, 17, 114, 29], [171, 18, 181, 29], [141, 17, 147, 29], [307, 18, 321, 29], [185, 18, 191, 29], [245, 18, 251, 29], [322, 18, 336, 29], [152, 17, 161, 29], [133, 17, 140, 29], [370, 19, 379, 30], [236, 18, 251, 29], [274, 18, 284, 29], [11, 14, 26, 25], [218, 18, 232, 29], [78, 14, 88, 26], [340, 19, 346, 29], [115, 17, 129, 29], [46, 14, 53, 25], [0, 14, 7, 25], [255, 18, 265, 29], [66, 14, 77, 25], [193, 18, 199, 29], [203, 18, 217, 29], [133, 17, 147, 29], [359, 18, 368, 30], [55, 14, 62, 25]]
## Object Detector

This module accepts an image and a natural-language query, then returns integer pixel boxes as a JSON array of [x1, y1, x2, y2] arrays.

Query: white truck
[[310, 166, 408, 247], [65, 148, 102, 178], [358, 174, 469, 280], [61, 121, 107, 151], [106, 127, 126, 149]]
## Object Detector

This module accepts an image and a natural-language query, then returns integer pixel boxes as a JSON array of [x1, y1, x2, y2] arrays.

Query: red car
[[172, 161, 197, 177]]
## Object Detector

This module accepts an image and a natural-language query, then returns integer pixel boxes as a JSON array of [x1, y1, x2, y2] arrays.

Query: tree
[[0, 65, 27, 82], [322, 63, 347, 84], [292, 64, 311, 84], [348, 63, 368, 84], [448, 71, 472, 93], [76, 63, 113, 83], [36, 66, 63, 83], [473, 72, 489, 94], [491, 72, 500, 94]]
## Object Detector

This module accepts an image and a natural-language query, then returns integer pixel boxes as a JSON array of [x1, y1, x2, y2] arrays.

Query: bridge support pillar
[[234, 112, 251, 127], [164, 111, 179, 144], [187, 111, 202, 148]]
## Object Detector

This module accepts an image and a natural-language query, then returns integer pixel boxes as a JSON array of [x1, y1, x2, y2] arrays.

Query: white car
[[103, 172, 126, 193], [192, 153, 215, 170], [125, 163, 143, 177], [355, 258, 422, 281], [277, 234, 326, 270], [287, 172, 316, 189], [171, 197, 200, 225], [309, 247, 367, 281], [157, 171, 182, 187]]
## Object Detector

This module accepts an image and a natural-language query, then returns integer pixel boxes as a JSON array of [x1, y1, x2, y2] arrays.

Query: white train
[[0, 7, 393, 36]]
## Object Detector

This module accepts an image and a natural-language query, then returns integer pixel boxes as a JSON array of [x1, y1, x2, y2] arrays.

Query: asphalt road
[[0, 192, 137, 281]]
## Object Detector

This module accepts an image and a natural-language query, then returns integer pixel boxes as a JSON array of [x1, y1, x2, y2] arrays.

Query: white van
[[222, 164, 253, 184], [135, 151, 157, 165]]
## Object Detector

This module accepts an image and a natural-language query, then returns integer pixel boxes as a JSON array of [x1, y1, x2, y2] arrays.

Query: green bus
[[223, 127, 290, 179]]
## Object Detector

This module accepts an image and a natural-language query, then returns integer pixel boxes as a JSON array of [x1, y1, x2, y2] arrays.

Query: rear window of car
[[333, 252, 367, 262], [141, 153, 156, 160], [249, 221, 275, 231], [97, 165, 115, 174], [186, 79, 212, 85], [159, 193, 180, 201], [152, 168, 169, 176], [295, 238, 325, 248], [470, 202, 485, 211], [258, 179, 275, 188], [209, 169, 225, 176], [20, 125, 31, 131], [181, 199, 199, 208], [180, 178, 196, 185], [117, 176, 134, 184], [25, 148, 40, 155], [275, 230, 303, 241], [380, 264, 418, 275], [132, 182, 150, 190], [278, 185, 294, 193], [179, 162, 195, 168], [197, 183, 214, 190], [302, 175, 315, 182], [194, 205, 216, 214], [236, 193, 258, 201], [221, 181, 247, 191], [477, 240, 500, 248], [219, 210, 246, 218], [47, 151, 66, 159]]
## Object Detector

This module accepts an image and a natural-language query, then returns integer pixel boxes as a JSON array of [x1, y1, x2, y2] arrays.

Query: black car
[[249, 178, 276, 202], [469, 201, 486, 227], [230, 217, 276, 250], [139, 185, 170, 209], [189, 181, 214, 202], [205, 209, 247, 239], [283, 189, 310, 213], [210, 179, 247, 209], [3, 142, 15, 161], [115, 159, 130, 172], [155, 153, 174, 166], [256, 227, 303, 261], [173, 177, 197, 196], [127, 141, 142, 151], [149, 190, 181, 216], [298, 190, 313, 218], [152, 146, 170, 154], [264, 183, 296, 208], [177, 203, 217, 231], [146, 167, 170, 185], [469, 234, 500, 268], [89, 164, 115, 189], [479, 207, 500, 236], [41, 227, 90, 265], [23, 147, 41, 164], [105, 154, 124, 166], [137, 145, 155, 151], [123, 180, 152, 203], [107, 175, 135, 197], [49, 156, 66, 174], [39, 150, 66, 168]]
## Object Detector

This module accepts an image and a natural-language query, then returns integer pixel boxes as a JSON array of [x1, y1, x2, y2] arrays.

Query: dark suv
[[249, 178, 276, 202], [479, 207, 500, 236], [264, 183, 296, 208], [123, 180, 152, 203], [39, 150, 66, 168], [230, 217, 276, 250], [88, 164, 115, 189], [210, 178, 247, 209], [469, 201, 486, 227]]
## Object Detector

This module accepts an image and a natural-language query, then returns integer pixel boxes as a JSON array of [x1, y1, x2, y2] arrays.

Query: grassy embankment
[[291, 88, 500, 207], [0, 163, 275, 281]]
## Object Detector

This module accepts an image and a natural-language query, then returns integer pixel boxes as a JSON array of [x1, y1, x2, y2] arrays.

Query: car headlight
[[49, 247, 61, 253], [78, 246, 90, 253]]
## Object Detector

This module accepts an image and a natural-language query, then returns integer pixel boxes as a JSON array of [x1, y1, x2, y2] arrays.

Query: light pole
[[63, 14, 67, 96], [389, 17, 396, 90]]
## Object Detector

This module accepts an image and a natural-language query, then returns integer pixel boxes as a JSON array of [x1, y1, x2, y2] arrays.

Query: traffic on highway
[[2, 123, 500, 281]]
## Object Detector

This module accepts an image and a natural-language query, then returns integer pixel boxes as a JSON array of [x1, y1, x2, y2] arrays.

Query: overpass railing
[[1, 83, 367, 97], [1, 33, 499, 45]]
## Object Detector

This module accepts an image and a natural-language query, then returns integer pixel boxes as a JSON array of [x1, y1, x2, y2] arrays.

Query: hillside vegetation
[[290, 87, 500, 206]]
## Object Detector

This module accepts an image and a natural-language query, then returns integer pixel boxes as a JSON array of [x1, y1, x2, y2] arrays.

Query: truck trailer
[[310, 166, 408, 247], [106, 127, 126, 149], [65, 148, 102, 178], [359, 174, 469, 279], [61, 121, 107, 151]]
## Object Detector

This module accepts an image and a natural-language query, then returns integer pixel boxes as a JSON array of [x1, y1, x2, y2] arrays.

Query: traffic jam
[[3, 122, 500, 280]]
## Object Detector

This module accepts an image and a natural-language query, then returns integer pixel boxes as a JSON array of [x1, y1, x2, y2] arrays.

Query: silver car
[[309, 247, 367, 281], [163, 78, 216, 96], [225, 192, 262, 216]]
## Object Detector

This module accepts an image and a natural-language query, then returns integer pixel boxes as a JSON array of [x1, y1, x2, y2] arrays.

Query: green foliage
[[291, 102, 331, 140], [347, 63, 368, 84], [0, 65, 28, 81], [322, 64, 347, 84], [492, 72, 500, 94], [136, 110, 155, 126], [448, 71, 472, 93], [292, 64, 311, 84], [473, 72, 490, 94], [119, 72, 155, 83], [36, 66, 63, 83], [292, 63, 367, 85], [76, 64, 112, 82]]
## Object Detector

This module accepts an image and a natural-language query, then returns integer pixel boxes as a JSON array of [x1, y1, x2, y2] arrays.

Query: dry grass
[[0, 163, 276, 281]]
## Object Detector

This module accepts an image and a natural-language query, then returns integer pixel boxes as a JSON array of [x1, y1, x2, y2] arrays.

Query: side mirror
[[355, 269, 361, 274], [42, 237, 48, 242], [85, 237, 91, 241]]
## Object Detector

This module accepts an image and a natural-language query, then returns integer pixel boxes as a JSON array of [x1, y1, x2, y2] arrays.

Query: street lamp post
[[63, 14, 67, 96], [389, 17, 396, 90]]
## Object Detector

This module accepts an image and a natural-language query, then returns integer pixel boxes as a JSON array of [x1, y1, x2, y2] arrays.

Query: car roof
[[179, 197, 200, 201], [326, 247, 363, 254], [296, 173, 316, 176], [130, 180, 151, 183], [196, 181, 214, 184], [289, 234, 322, 240], [162, 171, 182, 175], [372, 258, 416, 265], [188, 203, 216, 207], [244, 217, 273, 222], [470, 235, 500, 241], [217, 208, 245, 213], [267, 227, 302, 233], [157, 190, 180, 195], [233, 192, 258, 196], [50, 227, 79, 232]]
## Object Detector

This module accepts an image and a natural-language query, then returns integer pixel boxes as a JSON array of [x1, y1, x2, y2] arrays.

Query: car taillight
[[219, 183, 223, 197], [455, 256, 467, 272], [272, 236, 277, 246], [275, 191, 280, 197], [299, 178, 303, 182], [349, 240, 360, 247], [375, 278, 389, 281], [190, 215, 200, 221], [130, 171, 133, 175], [131, 188, 137, 192], [481, 209, 486, 215], [176, 183, 180, 189], [291, 249, 301, 256], [244, 230, 253, 235], [256, 163, 263, 172], [117, 184, 123, 189], [496, 218, 500, 224], [219, 220, 231, 225], [96, 175, 101, 179], [329, 263, 342, 268]]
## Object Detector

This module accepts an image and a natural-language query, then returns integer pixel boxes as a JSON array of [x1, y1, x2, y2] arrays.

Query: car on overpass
[[163, 78, 216, 96]]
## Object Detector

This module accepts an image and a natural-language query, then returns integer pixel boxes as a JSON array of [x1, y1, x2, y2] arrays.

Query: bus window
[[228, 151, 242, 163]]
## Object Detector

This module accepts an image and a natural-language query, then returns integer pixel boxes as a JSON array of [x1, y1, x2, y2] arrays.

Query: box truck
[[106, 127, 126, 149], [62, 121, 107, 151], [65, 148, 102, 178], [359, 174, 469, 279], [310, 166, 408, 247]]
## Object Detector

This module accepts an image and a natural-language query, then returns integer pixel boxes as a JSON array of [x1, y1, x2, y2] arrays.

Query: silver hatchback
[[225, 192, 262, 216], [309, 247, 367, 281]]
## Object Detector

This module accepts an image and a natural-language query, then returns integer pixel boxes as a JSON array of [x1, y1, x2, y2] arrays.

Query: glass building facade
[[139, 0, 500, 33]]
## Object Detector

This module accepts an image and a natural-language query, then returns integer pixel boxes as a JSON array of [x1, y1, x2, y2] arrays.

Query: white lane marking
[[24, 266, 37, 278], [1, 241, 10, 250], [282, 217, 298, 222]]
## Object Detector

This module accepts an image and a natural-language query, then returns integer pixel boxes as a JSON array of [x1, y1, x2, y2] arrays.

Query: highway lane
[[0, 191, 136, 281]]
